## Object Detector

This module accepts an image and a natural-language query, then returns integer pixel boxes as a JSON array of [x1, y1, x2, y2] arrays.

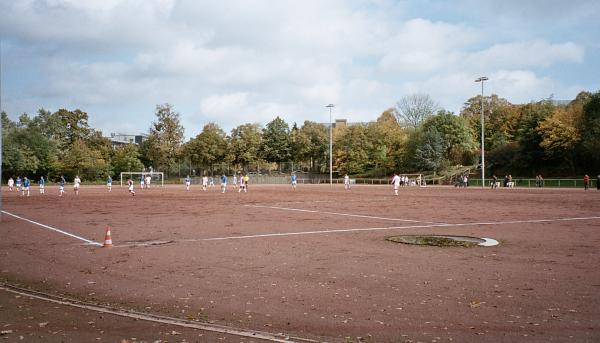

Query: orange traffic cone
[[103, 226, 113, 248]]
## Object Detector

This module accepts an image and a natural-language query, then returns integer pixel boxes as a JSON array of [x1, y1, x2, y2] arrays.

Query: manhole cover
[[387, 235, 498, 247]]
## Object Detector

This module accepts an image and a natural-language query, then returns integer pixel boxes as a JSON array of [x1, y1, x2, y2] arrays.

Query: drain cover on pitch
[[387, 235, 498, 247]]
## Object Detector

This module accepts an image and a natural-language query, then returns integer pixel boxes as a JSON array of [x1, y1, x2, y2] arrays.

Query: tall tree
[[334, 124, 372, 174], [297, 121, 328, 172], [186, 122, 229, 173], [516, 100, 554, 172], [460, 94, 516, 151], [111, 144, 144, 175], [394, 94, 439, 128], [260, 117, 291, 169], [422, 111, 477, 165], [229, 123, 263, 170], [145, 103, 184, 172], [579, 90, 600, 170], [537, 106, 581, 173], [413, 127, 445, 174]]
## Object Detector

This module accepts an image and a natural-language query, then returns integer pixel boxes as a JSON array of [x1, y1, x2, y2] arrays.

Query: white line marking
[[1, 210, 102, 246], [246, 204, 444, 224], [479, 238, 499, 246], [0, 283, 316, 343], [185, 215, 600, 242]]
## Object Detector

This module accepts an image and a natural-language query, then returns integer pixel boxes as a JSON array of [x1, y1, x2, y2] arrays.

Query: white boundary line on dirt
[[245, 204, 444, 224], [192, 215, 600, 242], [0, 283, 317, 343], [1, 210, 102, 246]]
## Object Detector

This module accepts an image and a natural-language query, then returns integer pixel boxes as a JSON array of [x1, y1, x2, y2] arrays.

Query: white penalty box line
[[1, 210, 102, 246], [4, 209, 600, 246], [192, 215, 600, 242], [245, 204, 445, 225]]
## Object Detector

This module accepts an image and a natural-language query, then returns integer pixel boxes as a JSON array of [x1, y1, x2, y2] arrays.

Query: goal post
[[399, 173, 424, 186], [120, 172, 164, 187]]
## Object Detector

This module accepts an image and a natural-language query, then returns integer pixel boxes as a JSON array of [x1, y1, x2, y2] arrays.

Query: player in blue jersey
[[220, 174, 228, 193], [59, 175, 66, 196], [185, 175, 191, 191], [39, 176, 46, 194], [16, 177, 22, 192], [291, 173, 298, 190], [22, 177, 31, 197], [107, 175, 112, 191]]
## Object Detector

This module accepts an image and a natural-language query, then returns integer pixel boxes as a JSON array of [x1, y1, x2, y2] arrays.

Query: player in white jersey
[[145, 175, 151, 188], [8, 177, 14, 191], [232, 174, 238, 190], [127, 178, 135, 196], [202, 176, 208, 191], [391, 173, 401, 196], [344, 174, 350, 190], [73, 176, 81, 195], [238, 174, 246, 193]]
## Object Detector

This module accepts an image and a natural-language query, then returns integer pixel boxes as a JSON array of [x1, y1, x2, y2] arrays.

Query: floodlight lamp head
[[475, 76, 489, 83], [325, 104, 335, 108]]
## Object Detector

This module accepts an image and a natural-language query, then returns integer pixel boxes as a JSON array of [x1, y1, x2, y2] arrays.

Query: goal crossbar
[[120, 172, 164, 187]]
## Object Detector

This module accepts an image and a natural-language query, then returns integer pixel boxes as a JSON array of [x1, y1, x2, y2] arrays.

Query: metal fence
[[467, 178, 598, 188], [173, 176, 598, 189]]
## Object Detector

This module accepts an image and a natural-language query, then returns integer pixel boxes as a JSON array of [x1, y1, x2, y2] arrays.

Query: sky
[[1, 0, 599, 139]]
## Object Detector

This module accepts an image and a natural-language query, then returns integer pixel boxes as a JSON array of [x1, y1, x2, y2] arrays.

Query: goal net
[[120, 172, 164, 187]]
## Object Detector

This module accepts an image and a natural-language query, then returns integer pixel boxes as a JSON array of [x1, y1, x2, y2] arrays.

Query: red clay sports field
[[1, 184, 599, 342]]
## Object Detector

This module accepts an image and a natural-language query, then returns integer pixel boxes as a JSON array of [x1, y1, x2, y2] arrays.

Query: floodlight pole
[[326, 104, 335, 186], [475, 76, 488, 188]]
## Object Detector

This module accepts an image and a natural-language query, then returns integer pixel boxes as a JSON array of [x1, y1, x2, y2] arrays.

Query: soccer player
[[8, 177, 14, 191], [39, 176, 45, 194], [232, 174, 238, 190], [185, 175, 191, 191], [22, 177, 31, 197], [202, 175, 208, 191], [391, 173, 401, 196], [238, 174, 245, 193], [291, 173, 298, 190], [59, 175, 66, 196], [209, 176, 215, 188], [16, 177, 22, 192], [220, 174, 228, 193], [344, 174, 350, 190], [145, 175, 151, 188], [243, 174, 249, 192], [140, 175, 145, 189], [107, 175, 112, 191], [74, 175, 81, 195], [584, 174, 590, 190], [127, 177, 136, 196]]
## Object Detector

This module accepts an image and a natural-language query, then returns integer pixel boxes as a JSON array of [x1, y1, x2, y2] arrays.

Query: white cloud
[[200, 93, 249, 116], [466, 40, 584, 70], [1, 0, 596, 138]]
